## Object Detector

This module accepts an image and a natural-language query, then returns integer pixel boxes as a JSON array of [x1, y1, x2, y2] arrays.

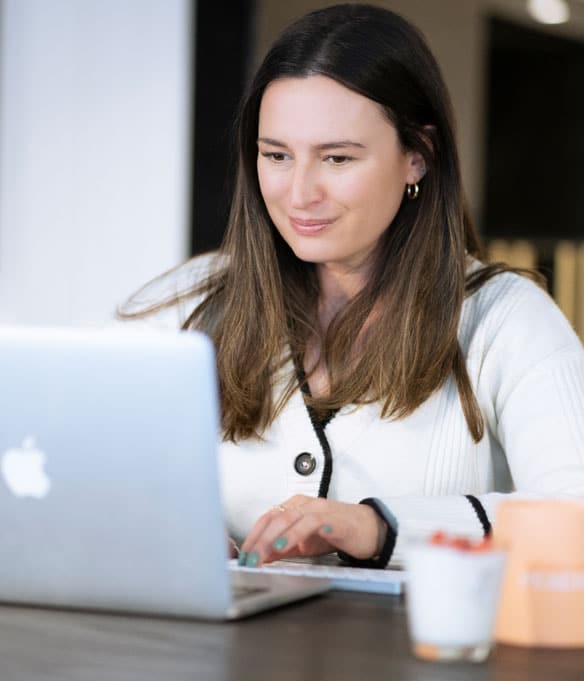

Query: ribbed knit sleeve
[[377, 274, 584, 566]]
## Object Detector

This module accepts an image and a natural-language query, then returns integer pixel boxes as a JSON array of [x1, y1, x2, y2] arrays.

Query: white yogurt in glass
[[404, 541, 506, 662]]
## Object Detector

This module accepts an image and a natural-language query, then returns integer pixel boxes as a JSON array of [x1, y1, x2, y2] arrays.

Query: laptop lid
[[0, 325, 235, 618]]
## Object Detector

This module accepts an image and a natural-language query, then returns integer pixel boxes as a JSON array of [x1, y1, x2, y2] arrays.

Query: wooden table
[[0, 591, 582, 681]]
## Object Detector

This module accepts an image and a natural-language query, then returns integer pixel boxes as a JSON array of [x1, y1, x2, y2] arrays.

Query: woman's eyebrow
[[257, 137, 366, 150], [316, 141, 366, 151], [257, 137, 288, 148]]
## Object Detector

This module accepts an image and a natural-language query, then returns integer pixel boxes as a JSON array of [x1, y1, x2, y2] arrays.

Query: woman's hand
[[238, 495, 387, 567]]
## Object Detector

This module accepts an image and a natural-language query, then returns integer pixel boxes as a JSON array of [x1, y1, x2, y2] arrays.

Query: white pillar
[[0, 0, 193, 325]]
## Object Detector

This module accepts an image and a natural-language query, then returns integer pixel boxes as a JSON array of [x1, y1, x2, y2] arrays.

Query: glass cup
[[404, 538, 507, 662]]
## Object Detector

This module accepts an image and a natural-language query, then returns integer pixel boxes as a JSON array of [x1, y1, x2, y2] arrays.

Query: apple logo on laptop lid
[[1, 436, 51, 498]]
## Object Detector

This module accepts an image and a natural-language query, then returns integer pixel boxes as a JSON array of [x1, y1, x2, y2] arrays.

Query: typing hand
[[238, 495, 386, 568]]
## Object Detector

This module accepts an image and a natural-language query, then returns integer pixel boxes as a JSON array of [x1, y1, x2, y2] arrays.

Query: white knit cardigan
[[122, 254, 584, 565]]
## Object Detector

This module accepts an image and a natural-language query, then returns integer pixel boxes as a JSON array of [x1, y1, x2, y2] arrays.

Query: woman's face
[[257, 75, 424, 273]]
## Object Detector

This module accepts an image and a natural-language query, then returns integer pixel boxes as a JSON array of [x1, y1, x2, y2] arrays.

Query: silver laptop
[[0, 326, 330, 619]]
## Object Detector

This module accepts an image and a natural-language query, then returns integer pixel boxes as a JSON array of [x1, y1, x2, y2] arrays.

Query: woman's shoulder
[[461, 259, 582, 361], [116, 251, 227, 328], [466, 262, 547, 314]]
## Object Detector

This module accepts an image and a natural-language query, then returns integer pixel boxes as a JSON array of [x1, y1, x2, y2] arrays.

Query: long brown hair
[[119, 4, 540, 443]]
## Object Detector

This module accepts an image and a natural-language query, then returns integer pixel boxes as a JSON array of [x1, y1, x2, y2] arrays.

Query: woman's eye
[[262, 152, 288, 163], [325, 155, 352, 165]]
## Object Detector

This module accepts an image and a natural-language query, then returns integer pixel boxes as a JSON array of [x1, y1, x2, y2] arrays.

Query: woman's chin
[[287, 243, 338, 266]]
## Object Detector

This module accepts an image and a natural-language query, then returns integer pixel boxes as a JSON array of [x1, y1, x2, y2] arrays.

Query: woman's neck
[[316, 262, 369, 328], [303, 262, 370, 399]]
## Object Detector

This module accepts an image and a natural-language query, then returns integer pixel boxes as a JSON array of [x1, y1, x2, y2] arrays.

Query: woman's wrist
[[337, 498, 398, 569]]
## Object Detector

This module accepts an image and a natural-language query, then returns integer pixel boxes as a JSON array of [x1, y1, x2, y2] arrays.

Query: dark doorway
[[191, 1, 256, 255], [483, 17, 584, 240]]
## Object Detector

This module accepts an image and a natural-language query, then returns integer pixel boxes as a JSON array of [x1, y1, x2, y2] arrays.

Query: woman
[[119, 4, 584, 568]]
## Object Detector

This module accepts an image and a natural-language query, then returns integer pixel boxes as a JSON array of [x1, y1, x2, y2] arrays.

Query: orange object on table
[[493, 499, 584, 648]]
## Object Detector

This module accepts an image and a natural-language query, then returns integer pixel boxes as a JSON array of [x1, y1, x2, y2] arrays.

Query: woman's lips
[[289, 216, 337, 234]]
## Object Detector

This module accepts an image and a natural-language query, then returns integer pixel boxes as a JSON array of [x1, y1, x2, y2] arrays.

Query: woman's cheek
[[258, 170, 289, 205]]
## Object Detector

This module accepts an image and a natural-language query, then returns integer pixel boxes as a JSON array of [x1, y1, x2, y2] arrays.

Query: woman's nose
[[289, 163, 324, 209]]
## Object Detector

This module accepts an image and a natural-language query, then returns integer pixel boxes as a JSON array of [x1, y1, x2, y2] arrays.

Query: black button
[[294, 452, 316, 476]]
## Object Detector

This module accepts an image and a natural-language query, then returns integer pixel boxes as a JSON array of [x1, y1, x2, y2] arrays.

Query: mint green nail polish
[[238, 551, 248, 566], [246, 551, 259, 568], [323, 524, 333, 534], [273, 536, 288, 550]]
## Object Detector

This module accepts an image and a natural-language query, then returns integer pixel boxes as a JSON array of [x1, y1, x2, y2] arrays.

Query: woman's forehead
[[258, 75, 393, 143]]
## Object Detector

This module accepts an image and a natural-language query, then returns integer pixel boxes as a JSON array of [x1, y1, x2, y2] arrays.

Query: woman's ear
[[406, 150, 427, 185], [406, 125, 434, 184]]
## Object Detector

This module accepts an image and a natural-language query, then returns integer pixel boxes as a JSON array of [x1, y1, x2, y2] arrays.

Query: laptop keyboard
[[229, 558, 405, 595]]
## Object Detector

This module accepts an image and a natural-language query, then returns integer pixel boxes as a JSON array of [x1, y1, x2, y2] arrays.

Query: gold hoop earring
[[406, 183, 419, 200]]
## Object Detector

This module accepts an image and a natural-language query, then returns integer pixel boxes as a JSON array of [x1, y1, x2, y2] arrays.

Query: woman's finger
[[264, 509, 335, 561], [239, 495, 314, 557], [239, 505, 306, 566]]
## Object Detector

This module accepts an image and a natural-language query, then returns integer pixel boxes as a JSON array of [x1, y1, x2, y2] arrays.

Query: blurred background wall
[[0, 0, 192, 325], [0, 0, 583, 334]]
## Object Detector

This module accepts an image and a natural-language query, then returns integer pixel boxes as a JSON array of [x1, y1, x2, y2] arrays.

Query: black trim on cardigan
[[305, 403, 335, 498], [295, 367, 338, 498], [337, 498, 397, 569], [465, 494, 492, 536]]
